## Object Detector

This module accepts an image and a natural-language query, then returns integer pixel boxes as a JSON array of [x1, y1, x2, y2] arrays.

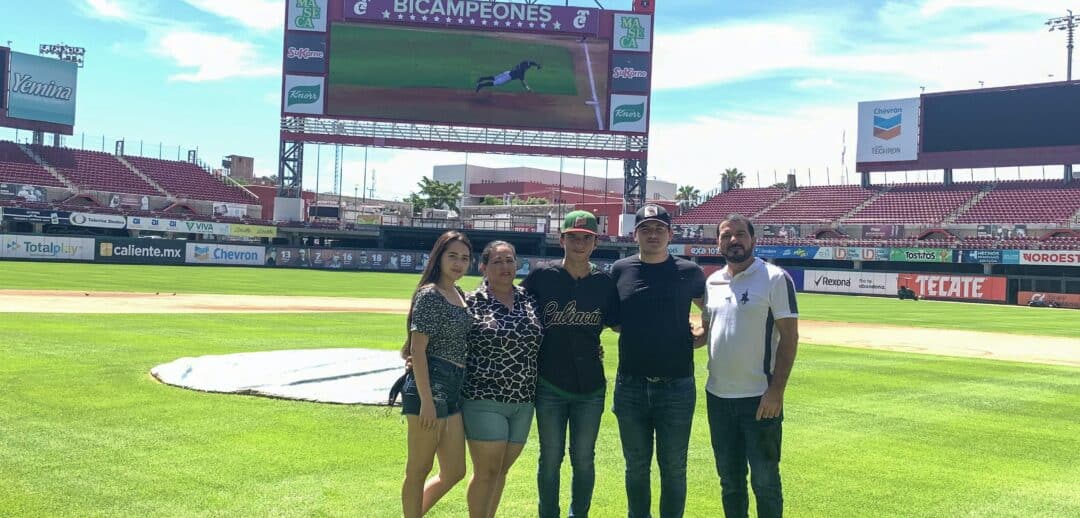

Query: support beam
[[623, 158, 647, 213]]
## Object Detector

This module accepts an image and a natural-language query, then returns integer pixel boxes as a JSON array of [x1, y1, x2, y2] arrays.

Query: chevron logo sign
[[873, 108, 902, 140]]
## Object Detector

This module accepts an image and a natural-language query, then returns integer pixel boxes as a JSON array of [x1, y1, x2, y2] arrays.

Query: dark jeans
[[706, 393, 783, 518], [535, 381, 606, 518], [612, 374, 696, 518]]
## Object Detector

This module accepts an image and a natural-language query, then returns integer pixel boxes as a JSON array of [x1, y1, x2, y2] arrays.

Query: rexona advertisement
[[856, 97, 920, 163], [97, 239, 185, 265], [897, 274, 1007, 302], [804, 270, 898, 296], [185, 243, 264, 266], [0, 235, 93, 261], [6, 52, 78, 127]]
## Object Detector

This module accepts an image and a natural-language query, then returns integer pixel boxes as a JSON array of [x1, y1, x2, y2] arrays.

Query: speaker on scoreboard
[[633, 0, 654, 14]]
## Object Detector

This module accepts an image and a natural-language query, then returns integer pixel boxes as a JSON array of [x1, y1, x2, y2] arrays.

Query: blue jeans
[[612, 374, 696, 518], [705, 393, 783, 518], [535, 381, 606, 518]]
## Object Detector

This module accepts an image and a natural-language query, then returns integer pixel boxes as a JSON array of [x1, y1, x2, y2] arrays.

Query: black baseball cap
[[634, 204, 671, 229]]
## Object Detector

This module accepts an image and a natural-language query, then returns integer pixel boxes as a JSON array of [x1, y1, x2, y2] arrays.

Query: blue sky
[[1, 0, 1075, 200]]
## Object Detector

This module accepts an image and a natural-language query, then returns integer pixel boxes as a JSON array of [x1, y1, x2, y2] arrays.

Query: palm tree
[[723, 168, 745, 190], [675, 185, 701, 208]]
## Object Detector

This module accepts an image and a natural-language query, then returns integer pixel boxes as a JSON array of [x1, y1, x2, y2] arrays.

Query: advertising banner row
[[0, 236, 268, 267], [802, 269, 1007, 302], [665, 243, 1079, 267], [0, 209, 275, 238]]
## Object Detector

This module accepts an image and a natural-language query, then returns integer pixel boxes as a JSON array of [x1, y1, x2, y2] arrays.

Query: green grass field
[[1, 261, 1075, 337], [328, 23, 579, 95], [1, 262, 1078, 516]]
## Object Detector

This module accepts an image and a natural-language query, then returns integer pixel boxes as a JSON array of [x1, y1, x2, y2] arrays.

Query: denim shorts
[[462, 399, 535, 443], [401, 356, 466, 419]]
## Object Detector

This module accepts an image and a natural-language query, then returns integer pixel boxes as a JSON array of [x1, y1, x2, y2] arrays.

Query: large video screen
[[280, 0, 654, 136], [922, 84, 1080, 152], [327, 23, 609, 131]]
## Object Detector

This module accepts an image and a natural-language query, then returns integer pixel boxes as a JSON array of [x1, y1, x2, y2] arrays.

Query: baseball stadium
[[1, 1, 1078, 517]]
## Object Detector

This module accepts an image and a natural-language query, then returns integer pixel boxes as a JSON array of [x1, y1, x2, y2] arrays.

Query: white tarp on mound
[[151, 348, 406, 405]]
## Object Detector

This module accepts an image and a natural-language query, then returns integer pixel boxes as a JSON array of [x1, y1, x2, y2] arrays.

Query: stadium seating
[[673, 187, 788, 224], [843, 183, 980, 224], [124, 155, 256, 204], [29, 145, 160, 196], [954, 179, 1080, 225], [755, 185, 876, 224], [0, 141, 66, 188]]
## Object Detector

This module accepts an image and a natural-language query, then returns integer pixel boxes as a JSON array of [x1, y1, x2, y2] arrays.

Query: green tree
[[723, 168, 745, 190], [520, 197, 549, 205], [407, 176, 463, 213], [480, 195, 505, 206], [769, 182, 788, 189], [675, 185, 701, 208]]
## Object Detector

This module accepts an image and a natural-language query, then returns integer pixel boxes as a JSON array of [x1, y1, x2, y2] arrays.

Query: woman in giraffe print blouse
[[462, 240, 544, 518]]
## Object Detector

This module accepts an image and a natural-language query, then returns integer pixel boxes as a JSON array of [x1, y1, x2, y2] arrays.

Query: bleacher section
[[124, 155, 256, 204], [754, 185, 875, 224], [672, 187, 787, 224], [843, 183, 979, 225], [30, 145, 160, 196], [0, 141, 65, 188], [954, 180, 1080, 225]]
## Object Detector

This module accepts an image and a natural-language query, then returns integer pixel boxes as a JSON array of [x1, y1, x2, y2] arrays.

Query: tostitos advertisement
[[185, 243, 264, 266]]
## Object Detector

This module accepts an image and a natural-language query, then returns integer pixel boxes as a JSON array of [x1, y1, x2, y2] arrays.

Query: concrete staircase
[[115, 155, 170, 196], [17, 143, 75, 190], [944, 182, 994, 225], [752, 190, 798, 219], [837, 185, 890, 224]]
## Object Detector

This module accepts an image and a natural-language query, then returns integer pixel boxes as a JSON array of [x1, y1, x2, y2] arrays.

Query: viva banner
[[7, 52, 78, 127], [889, 248, 953, 263], [1, 234, 93, 261], [897, 273, 1006, 302]]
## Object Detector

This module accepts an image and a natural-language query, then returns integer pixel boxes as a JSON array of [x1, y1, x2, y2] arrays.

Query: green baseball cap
[[561, 210, 599, 235]]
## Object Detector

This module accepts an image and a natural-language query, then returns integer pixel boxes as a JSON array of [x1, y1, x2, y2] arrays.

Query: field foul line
[[581, 40, 604, 131]]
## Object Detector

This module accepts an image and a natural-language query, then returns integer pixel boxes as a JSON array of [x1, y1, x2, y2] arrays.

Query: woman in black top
[[398, 230, 474, 518]]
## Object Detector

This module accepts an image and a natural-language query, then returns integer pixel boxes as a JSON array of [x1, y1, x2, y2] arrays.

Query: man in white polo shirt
[[701, 214, 799, 518]]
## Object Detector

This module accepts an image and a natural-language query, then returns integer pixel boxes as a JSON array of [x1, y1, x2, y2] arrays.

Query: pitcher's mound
[[151, 348, 405, 405]]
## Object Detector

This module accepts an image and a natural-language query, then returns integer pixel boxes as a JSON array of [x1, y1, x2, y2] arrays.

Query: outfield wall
[[0, 232, 1075, 308]]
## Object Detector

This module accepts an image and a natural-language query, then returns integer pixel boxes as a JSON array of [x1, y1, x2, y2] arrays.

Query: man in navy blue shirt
[[611, 204, 705, 518]]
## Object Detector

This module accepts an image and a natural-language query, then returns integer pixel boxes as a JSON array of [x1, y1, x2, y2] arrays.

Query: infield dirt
[[2, 290, 1076, 368]]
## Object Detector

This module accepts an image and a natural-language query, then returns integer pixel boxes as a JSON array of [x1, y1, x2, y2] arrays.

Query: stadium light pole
[[1047, 10, 1080, 80]]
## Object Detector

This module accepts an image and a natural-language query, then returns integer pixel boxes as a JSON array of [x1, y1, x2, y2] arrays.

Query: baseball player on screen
[[475, 60, 542, 92]]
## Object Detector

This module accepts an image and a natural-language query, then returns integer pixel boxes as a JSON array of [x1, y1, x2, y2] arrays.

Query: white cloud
[[83, 0, 133, 20], [919, 0, 1074, 17], [793, 78, 836, 89], [263, 91, 280, 106], [648, 105, 855, 191], [182, 0, 282, 32], [653, 22, 817, 89], [153, 30, 279, 82]]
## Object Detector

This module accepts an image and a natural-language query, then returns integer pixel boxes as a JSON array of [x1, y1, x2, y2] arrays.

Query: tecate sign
[[897, 274, 1006, 301]]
